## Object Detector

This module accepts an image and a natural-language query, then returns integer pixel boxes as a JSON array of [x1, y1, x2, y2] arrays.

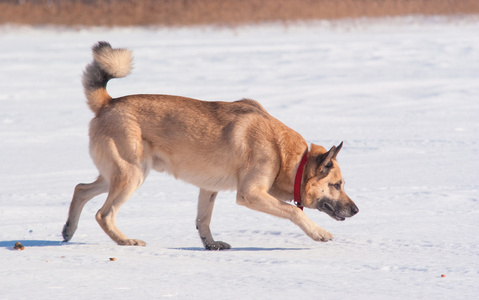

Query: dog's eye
[[329, 183, 341, 190]]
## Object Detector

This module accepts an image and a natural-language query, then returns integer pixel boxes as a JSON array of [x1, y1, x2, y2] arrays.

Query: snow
[[1, 17, 478, 299]]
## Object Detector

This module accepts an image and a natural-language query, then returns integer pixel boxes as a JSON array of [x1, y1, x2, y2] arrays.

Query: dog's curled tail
[[82, 41, 133, 114]]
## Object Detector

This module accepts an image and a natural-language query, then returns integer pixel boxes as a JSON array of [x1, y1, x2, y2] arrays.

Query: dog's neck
[[266, 133, 308, 201]]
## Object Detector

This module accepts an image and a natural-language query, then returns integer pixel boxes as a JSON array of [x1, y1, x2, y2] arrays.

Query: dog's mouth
[[317, 199, 346, 221]]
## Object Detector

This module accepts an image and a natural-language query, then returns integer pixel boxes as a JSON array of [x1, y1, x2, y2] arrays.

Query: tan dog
[[62, 42, 358, 249]]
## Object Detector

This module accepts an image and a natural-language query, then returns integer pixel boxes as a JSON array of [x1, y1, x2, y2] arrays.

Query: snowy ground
[[1, 17, 478, 299]]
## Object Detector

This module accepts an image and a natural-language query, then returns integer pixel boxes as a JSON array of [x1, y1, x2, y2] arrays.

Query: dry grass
[[1, 0, 478, 27]]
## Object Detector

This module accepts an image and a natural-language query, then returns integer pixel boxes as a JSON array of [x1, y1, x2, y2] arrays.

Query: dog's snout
[[350, 203, 359, 216]]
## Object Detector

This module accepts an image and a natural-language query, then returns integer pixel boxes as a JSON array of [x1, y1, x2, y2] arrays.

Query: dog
[[62, 41, 358, 250]]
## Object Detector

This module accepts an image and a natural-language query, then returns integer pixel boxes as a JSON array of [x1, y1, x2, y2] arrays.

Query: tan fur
[[93, 45, 132, 78], [63, 42, 358, 249], [84, 89, 111, 114]]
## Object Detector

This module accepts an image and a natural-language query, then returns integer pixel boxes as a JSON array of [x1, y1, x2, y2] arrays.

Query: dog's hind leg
[[62, 176, 109, 242], [95, 167, 146, 246], [196, 189, 231, 250]]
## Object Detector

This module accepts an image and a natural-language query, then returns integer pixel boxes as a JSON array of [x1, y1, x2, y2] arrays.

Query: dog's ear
[[332, 141, 343, 159], [316, 142, 343, 177]]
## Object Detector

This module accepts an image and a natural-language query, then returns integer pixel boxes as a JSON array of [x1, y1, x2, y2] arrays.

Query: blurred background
[[1, 0, 478, 27]]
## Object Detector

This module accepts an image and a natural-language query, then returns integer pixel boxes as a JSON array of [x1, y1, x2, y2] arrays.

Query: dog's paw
[[204, 241, 231, 251], [118, 239, 147, 246], [310, 228, 333, 242], [62, 222, 75, 242]]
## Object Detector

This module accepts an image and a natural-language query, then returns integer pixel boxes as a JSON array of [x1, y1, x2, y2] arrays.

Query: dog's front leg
[[236, 189, 333, 242], [196, 189, 231, 250]]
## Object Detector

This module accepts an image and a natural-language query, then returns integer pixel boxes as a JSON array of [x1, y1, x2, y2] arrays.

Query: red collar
[[294, 151, 308, 210]]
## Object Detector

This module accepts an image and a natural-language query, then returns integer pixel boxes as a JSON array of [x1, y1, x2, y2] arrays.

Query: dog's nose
[[350, 203, 359, 216]]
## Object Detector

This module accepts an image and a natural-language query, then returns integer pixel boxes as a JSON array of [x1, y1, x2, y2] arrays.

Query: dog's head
[[302, 142, 358, 221]]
